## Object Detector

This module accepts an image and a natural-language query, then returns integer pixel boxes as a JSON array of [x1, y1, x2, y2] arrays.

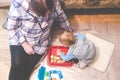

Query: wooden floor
[[0, 8, 120, 80]]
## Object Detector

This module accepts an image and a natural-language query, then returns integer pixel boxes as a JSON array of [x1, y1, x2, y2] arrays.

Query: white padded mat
[[86, 33, 115, 72]]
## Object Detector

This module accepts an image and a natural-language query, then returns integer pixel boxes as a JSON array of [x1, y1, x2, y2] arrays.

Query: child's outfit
[[59, 33, 96, 68]]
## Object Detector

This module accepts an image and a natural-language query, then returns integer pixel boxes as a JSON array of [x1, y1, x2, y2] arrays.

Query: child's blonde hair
[[58, 29, 75, 46]]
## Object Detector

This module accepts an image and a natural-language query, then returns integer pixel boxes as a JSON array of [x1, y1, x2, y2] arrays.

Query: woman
[[6, 0, 73, 80]]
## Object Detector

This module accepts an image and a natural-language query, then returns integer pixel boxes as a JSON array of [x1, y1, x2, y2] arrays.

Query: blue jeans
[[9, 45, 44, 80]]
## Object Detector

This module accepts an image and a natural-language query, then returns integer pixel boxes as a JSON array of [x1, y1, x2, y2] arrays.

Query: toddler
[[56, 29, 96, 68]]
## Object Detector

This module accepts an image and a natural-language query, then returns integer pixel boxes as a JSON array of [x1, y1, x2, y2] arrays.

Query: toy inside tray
[[47, 46, 73, 67]]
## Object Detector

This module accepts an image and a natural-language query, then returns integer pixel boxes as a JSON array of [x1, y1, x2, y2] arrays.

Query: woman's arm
[[7, 0, 26, 44], [54, 0, 73, 32], [7, 0, 34, 55]]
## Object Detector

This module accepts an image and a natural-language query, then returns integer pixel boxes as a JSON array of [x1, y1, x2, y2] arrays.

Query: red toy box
[[47, 46, 73, 67]]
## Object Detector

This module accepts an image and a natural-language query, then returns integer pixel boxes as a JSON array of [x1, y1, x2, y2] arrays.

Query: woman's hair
[[30, 0, 53, 17], [58, 29, 75, 46]]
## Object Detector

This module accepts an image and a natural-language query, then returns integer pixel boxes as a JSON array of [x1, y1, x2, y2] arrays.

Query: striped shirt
[[6, 0, 73, 54], [60, 37, 96, 62]]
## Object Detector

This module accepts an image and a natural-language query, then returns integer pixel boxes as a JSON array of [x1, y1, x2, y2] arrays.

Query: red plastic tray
[[47, 46, 73, 67]]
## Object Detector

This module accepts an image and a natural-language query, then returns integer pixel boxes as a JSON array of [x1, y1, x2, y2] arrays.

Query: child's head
[[58, 29, 75, 46]]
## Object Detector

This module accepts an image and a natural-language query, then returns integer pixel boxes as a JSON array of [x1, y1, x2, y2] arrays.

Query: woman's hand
[[56, 49, 61, 56], [21, 41, 35, 55]]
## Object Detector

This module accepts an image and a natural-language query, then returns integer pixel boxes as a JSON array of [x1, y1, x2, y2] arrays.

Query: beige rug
[[30, 33, 115, 80], [86, 33, 115, 72]]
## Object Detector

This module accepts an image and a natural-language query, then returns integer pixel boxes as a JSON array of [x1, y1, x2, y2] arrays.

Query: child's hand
[[74, 32, 86, 41], [56, 49, 61, 55]]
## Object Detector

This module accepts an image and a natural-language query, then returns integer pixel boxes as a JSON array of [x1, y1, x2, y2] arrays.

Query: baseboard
[[64, 8, 120, 15]]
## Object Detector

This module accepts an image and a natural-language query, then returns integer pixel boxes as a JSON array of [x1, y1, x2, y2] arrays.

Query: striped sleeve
[[7, 0, 27, 44], [54, 0, 73, 32]]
